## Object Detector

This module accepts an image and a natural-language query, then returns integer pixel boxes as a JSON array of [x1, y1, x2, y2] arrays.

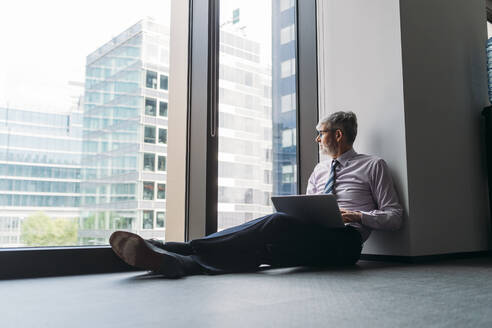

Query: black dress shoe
[[146, 239, 195, 256], [110, 231, 200, 278]]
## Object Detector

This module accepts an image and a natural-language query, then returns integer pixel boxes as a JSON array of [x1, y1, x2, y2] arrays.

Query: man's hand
[[340, 209, 362, 224]]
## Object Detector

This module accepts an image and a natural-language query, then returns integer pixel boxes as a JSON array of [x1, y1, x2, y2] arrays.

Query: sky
[[0, 0, 271, 114]]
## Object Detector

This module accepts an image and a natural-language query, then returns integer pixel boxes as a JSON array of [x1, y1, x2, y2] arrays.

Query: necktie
[[324, 159, 339, 194]]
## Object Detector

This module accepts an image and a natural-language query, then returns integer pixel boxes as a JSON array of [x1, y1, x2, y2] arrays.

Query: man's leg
[[188, 213, 362, 273], [145, 214, 270, 255], [109, 213, 277, 277], [110, 212, 362, 277]]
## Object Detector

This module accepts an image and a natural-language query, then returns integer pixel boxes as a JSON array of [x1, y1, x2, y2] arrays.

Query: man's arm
[[359, 159, 403, 231], [306, 166, 318, 195]]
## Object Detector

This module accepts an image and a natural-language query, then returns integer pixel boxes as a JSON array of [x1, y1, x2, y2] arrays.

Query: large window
[[0, 0, 318, 278], [217, 0, 298, 230], [0, 0, 174, 249]]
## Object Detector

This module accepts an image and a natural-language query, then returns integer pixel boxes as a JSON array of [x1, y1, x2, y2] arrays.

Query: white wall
[[317, 0, 491, 256], [317, 0, 411, 255]]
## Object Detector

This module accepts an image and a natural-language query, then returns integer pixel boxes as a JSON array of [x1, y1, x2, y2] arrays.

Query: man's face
[[316, 124, 338, 156]]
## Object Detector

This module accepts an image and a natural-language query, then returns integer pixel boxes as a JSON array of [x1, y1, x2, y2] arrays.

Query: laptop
[[271, 194, 344, 228]]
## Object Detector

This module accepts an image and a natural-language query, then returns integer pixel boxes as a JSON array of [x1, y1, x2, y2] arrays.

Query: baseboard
[[360, 250, 492, 263], [0, 246, 137, 280]]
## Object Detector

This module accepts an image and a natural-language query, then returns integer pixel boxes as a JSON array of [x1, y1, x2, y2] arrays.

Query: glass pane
[[142, 211, 154, 229], [158, 155, 167, 171], [145, 98, 157, 116], [158, 128, 168, 144], [143, 182, 155, 200], [146, 70, 158, 89], [160, 75, 169, 90], [159, 101, 168, 117], [156, 212, 166, 228], [217, 0, 298, 230], [0, 0, 174, 247], [157, 183, 166, 199], [144, 126, 156, 143], [143, 153, 155, 171]]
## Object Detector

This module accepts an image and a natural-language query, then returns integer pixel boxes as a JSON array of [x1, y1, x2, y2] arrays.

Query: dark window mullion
[[297, 0, 319, 194], [186, 0, 219, 240]]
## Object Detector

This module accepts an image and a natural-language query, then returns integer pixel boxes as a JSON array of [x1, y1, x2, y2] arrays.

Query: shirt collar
[[331, 148, 357, 167]]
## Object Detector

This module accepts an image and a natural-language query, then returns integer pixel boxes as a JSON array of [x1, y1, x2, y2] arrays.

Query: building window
[[158, 128, 167, 144], [143, 153, 155, 171], [145, 98, 157, 116], [281, 58, 295, 78], [144, 126, 156, 143], [146, 70, 158, 89], [282, 165, 295, 183], [159, 101, 168, 117], [157, 183, 166, 199], [281, 94, 295, 112], [113, 217, 134, 230], [143, 181, 154, 200], [158, 156, 167, 171], [143, 211, 154, 229], [280, 25, 295, 45], [233, 8, 240, 24], [280, 0, 295, 12], [160, 75, 168, 90], [156, 212, 165, 228], [282, 128, 296, 148]]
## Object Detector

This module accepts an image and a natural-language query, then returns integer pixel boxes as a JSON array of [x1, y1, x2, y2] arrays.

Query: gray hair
[[317, 111, 358, 144]]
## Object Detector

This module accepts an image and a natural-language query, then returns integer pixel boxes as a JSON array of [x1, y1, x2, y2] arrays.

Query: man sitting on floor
[[109, 111, 403, 278]]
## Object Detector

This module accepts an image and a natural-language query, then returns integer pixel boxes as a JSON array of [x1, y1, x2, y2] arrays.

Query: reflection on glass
[[217, 0, 298, 231]]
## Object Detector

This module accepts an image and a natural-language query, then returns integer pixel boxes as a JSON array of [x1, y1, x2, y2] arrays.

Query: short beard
[[321, 141, 338, 157]]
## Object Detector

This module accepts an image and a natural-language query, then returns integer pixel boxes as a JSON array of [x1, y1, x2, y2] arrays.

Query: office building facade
[[80, 18, 170, 244], [0, 107, 82, 247]]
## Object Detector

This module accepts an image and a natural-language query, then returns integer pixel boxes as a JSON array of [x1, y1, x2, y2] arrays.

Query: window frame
[[487, 0, 492, 22]]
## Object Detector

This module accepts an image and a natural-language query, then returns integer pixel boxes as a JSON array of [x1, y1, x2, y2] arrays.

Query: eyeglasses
[[316, 129, 338, 138]]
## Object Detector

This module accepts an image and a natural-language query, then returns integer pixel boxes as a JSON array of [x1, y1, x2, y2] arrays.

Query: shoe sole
[[109, 231, 184, 278]]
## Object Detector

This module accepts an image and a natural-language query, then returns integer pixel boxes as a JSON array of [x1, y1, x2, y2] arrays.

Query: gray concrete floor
[[1, 258, 492, 328]]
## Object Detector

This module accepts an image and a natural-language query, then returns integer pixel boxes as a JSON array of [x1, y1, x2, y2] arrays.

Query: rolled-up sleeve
[[360, 159, 403, 231]]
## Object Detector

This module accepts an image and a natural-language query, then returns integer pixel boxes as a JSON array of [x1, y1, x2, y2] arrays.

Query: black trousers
[[189, 212, 363, 274]]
